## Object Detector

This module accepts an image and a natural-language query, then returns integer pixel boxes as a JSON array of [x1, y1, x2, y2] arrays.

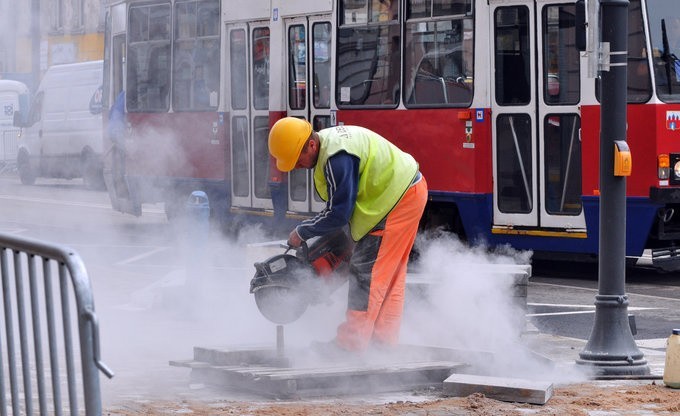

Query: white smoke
[[399, 233, 588, 383], [95, 215, 281, 403]]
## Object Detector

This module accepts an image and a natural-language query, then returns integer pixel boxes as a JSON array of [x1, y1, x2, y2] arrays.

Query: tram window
[[253, 116, 271, 199], [336, 26, 400, 107], [542, 5, 580, 106], [129, 5, 170, 42], [341, 0, 398, 25], [496, 114, 533, 214], [230, 29, 247, 111], [313, 22, 332, 109], [544, 114, 582, 216], [407, 0, 472, 19], [252, 27, 270, 111], [127, 3, 171, 112], [175, 0, 219, 39], [337, 1, 400, 107], [646, 0, 680, 102], [313, 115, 332, 131], [626, 0, 651, 102], [494, 7, 530, 106], [288, 25, 307, 110], [111, 34, 126, 105], [290, 169, 307, 202], [433, 0, 471, 17], [197, 1, 219, 36], [404, 18, 473, 107], [128, 8, 148, 43], [231, 116, 249, 197], [176, 2, 197, 39], [172, 0, 220, 111], [595, 0, 650, 103]]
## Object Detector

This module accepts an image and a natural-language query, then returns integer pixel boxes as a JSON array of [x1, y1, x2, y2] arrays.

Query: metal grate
[[0, 130, 19, 174]]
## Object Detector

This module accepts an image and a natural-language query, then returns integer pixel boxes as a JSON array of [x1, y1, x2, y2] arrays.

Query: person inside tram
[[375, 0, 397, 22], [268, 117, 427, 355]]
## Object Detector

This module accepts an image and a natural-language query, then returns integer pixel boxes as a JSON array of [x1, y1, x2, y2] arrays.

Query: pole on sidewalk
[[576, 0, 649, 376], [31, 0, 40, 90]]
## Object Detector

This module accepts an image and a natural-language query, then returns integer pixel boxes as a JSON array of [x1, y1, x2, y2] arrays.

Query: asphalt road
[[529, 260, 680, 341], [1, 173, 679, 402], [1, 174, 679, 344]]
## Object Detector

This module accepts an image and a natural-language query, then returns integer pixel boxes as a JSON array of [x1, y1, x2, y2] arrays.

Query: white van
[[14, 60, 104, 187], [0, 80, 29, 168]]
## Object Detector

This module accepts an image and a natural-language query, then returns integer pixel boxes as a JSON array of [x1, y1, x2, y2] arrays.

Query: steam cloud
[[95, 219, 586, 406]]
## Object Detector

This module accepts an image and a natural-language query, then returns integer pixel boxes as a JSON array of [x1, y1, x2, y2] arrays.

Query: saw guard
[[253, 285, 309, 324], [250, 229, 353, 324]]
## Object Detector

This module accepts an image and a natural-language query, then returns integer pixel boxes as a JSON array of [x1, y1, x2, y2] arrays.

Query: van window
[[28, 92, 44, 125]]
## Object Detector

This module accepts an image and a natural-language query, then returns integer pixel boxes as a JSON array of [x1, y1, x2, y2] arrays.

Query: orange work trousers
[[336, 176, 428, 351]]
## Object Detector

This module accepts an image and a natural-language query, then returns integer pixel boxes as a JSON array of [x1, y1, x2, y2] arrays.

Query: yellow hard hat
[[268, 117, 312, 172]]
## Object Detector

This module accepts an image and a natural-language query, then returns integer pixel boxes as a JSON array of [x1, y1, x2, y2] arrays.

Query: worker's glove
[[287, 228, 303, 248]]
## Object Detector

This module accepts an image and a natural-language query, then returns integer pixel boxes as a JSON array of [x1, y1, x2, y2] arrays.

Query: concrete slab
[[442, 373, 553, 405], [171, 344, 467, 398]]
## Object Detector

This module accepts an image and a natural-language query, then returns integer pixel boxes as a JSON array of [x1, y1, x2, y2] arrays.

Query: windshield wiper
[[661, 18, 678, 94]]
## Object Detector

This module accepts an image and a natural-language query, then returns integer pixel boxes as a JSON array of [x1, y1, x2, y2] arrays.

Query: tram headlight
[[658, 154, 670, 180], [669, 153, 680, 185]]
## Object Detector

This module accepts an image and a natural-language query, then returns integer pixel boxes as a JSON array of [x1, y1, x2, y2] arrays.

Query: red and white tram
[[102, 0, 680, 271]]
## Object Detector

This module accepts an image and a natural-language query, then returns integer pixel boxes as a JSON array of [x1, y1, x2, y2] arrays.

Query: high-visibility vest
[[314, 125, 418, 241]]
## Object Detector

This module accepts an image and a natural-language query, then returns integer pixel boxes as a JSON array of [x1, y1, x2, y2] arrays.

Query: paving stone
[[442, 373, 553, 405]]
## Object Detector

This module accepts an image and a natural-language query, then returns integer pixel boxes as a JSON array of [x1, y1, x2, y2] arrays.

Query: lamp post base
[[576, 294, 650, 377], [576, 357, 650, 377]]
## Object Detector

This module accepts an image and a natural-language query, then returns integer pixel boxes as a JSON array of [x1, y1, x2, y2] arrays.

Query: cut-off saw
[[249, 229, 353, 324]]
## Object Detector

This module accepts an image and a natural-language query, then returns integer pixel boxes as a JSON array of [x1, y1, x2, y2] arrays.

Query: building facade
[[0, 0, 105, 90]]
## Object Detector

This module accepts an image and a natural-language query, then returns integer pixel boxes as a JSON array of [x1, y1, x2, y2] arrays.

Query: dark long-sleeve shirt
[[295, 151, 359, 240]]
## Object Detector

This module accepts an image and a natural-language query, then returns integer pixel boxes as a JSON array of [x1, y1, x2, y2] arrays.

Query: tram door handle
[[210, 121, 219, 144]]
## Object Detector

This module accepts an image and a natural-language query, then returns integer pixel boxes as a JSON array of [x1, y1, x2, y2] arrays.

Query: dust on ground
[[105, 381, 680, 415]]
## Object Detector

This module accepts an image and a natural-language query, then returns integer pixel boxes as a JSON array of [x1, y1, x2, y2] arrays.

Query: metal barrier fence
[[0, 233, 113, 415], [0, 130, 19, 174]]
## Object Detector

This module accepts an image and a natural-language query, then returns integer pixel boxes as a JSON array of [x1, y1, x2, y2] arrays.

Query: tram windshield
[[647, 0, 680, 102]]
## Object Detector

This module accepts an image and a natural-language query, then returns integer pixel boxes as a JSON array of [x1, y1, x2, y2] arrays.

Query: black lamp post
[[576, 0, 649, 377]]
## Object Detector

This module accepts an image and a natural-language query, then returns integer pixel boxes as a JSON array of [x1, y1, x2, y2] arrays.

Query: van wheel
[[17, 154, 36, 185]]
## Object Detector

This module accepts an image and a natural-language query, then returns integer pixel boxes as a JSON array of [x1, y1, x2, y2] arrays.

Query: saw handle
[[298, 241, 309, 260], [281, 241, 309, 260]]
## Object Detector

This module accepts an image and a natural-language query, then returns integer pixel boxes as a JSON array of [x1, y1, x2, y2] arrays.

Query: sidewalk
[[523, 325, 667, 380]]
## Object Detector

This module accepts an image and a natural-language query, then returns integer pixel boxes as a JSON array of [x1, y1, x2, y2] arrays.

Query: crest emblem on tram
[[667, 111, 680, 131]]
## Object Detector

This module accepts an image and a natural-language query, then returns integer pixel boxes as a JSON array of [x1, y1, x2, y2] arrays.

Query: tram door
[[228, 22, 273, 210], [103, 2, 138, 215], [285, 16, 333, 214], [490, 0, 585, 231]]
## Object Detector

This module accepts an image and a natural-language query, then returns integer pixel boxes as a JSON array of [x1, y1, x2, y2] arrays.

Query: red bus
[[102, 0, 680, 271]]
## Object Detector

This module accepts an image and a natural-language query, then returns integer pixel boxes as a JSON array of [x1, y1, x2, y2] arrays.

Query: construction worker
[[268, 117, 428, 352]]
